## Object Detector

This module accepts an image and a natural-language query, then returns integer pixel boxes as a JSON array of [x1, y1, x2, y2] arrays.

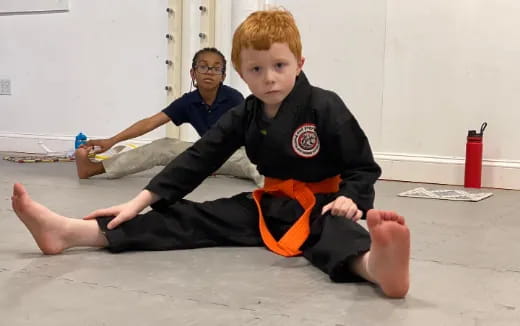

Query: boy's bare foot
[[366, 209, 410, 298], [75, 147, 105, 179], [11, 183, 70, 254]]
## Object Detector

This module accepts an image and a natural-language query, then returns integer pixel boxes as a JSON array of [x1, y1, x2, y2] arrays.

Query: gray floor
[[0, 156, 519, 326]]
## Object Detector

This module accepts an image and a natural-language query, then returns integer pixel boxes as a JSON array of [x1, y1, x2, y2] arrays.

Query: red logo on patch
[[292, 123, 320, 158]]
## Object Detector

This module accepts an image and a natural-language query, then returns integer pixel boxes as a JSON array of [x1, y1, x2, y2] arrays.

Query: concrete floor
[[0, 156, 519, 326]]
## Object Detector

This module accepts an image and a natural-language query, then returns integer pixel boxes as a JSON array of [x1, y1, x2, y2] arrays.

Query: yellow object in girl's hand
[[92, 144, 140, 161]]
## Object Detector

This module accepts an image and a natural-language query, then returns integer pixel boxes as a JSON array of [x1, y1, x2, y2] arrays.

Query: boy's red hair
[[231, 9, 302, 72]]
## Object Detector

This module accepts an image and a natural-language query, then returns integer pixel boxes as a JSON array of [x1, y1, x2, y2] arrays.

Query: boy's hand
[[82, 139, 114, 154], [321, 196, 363, 221], [83, 201, 141, 229], [83, 190, 157, 229]]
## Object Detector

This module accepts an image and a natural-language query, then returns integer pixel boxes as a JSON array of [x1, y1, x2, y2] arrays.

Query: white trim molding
[[375, 152, 520, 190], [0, 132, 153, 155], [1, 133, 519, 190]]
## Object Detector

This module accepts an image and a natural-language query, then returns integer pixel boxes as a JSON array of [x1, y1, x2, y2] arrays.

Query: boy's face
[[238, 42, 304, 111], [191, 52, 226, 90]]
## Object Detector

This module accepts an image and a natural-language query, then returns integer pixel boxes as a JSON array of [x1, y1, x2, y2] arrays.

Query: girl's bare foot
[[75, 147, 105, 179], [11, 183, 72, 254], [365, 209, 410, 298]]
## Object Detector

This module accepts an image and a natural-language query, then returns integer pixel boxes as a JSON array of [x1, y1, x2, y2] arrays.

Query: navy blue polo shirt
[[162, 85, 244, 136]]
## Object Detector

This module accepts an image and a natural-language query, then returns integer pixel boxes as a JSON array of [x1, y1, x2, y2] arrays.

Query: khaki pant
[[102, 138, 264, 187]]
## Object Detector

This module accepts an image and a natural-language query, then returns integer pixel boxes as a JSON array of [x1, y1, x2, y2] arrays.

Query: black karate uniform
[[97, 72, 382, 282]]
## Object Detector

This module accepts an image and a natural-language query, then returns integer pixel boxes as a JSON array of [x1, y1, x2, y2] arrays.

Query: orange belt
[[252, 175, 341, 257]]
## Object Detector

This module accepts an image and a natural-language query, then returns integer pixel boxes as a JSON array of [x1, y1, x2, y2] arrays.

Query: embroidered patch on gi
[[292, 123, 320, 158]]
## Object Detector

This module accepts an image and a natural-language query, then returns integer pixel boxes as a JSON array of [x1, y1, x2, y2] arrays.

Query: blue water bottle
[[75, 132, 88, 149]]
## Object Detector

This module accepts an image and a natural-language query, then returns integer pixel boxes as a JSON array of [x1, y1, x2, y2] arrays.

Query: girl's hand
[[82, 139, 114, 154]]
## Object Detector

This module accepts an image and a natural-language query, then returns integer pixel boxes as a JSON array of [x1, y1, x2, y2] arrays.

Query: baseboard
[[1, 133, 519, 190], [375, 152, 520, 190], [0, 132, 153, 155]]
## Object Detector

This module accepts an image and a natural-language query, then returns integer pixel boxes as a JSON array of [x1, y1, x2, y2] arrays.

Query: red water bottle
[[464, 122, 487, 188]]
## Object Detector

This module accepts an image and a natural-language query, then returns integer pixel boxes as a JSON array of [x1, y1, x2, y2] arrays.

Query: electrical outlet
[[0, 79, 12, 95]]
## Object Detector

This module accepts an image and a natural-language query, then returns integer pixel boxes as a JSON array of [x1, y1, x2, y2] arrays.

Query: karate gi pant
[[96, 192, 371, 282], [102, 138, 264, 187]]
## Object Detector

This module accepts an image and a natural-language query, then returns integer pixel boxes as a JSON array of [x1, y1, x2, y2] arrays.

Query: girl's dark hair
[[191, 47, 227, 74]]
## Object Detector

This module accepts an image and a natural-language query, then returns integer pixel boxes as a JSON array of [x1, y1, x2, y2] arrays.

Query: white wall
[[1, 0, 519, 189], [0, 0, 259, 150], [379, 0, 520, 189], [267, 0, 520, 189], [0, 0, 169, 152]]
